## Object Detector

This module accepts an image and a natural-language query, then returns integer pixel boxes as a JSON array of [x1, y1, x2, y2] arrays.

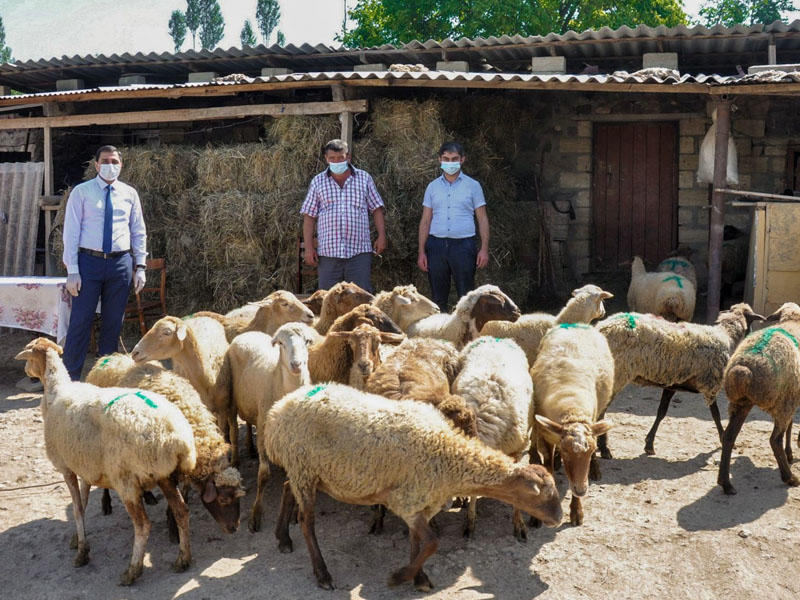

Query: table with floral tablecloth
[[0, 277, 71, 345]]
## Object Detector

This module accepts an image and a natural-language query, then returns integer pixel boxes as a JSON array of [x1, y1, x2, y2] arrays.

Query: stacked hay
[[51, 99, 535, 314]]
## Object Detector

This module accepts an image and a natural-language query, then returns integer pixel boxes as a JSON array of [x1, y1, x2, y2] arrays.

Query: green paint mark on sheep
[[615, 313, 638, 329], [98, 358, 111, 369], [104, 391, 158, 413], [306, 385, 326, 398], [558, 323, 591, 330], [181, 313, 195, 320], [659, 259, 689, 270], [662, 275, 684, 288], [746, 327, 799, 356]]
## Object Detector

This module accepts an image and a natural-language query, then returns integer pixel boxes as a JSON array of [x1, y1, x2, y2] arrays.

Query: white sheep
[[596, 303, 763, 456], [719, 302, 800, 495], [264, 383, 562, 591], [372, 284, 440, 332], [86, 354, 245, 536], [15, 338, 197, 586], [452, 336, 534, 540], [530, 323, 614, 526], [217, 322, 317, 472], [407, 284, 521, 349], [656, 255, 698, 287], [480, 284, 613, 365], [130, 315, 229, 432], [217, 290, 315, 341], [628, 256, 695, 322]]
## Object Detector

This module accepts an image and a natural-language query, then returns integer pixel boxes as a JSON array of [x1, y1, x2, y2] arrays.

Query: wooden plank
[[617, 123, 634, 265], [604, 124, 621, 268], [644, 123, 661, 264], [706, 100, 731, 322], [631, 123, 647, 259], [716, 188, 800, 202], [588, 112, 704, 122], [43, 124, 54, 275], [591, 123, 608, 269], [0, 100, 369, 130], [331, 85, 353, 152], [658, 122, 677, 258]]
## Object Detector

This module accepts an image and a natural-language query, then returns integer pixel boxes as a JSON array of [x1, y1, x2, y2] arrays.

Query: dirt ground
[[1, 328, 799, 600]]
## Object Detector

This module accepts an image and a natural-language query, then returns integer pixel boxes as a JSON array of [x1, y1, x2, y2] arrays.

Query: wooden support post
[[706, 100, 731, 323], [43, 124, 54, 275], [768, 36, 777, 65], [331, 84, 353, 155]]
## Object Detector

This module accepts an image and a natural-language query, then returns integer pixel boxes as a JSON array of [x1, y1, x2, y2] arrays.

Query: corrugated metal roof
[[2, 20, 800, 91]]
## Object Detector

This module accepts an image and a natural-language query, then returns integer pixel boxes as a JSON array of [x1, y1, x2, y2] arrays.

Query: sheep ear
[[745, 311, 766, 326], [176, 324, 187, 342], [599, 291, 614, 300], [271, 337, 280, 346], [395, 295, 412, 305], [202, 479, 218, 503], [380, 332, 406, 345], [14, 349, 32, 361], [765, 309, 781, 322], [591, 419, 614, 436], [535, 414, 563, 435]]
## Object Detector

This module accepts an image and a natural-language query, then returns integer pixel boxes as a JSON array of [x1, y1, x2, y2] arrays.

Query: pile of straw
[[53, 99, 537, 314]]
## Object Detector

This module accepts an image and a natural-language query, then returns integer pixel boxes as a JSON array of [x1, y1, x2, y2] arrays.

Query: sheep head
[[570, 284, 614, 322], [198, 466, 246, 534], [329, 323, 405, 384], [329, 304, 403, 335], [14, 337, 62, 380], [252, 290, 315, 327], [535, 415, 613, 497], [271, 323, 316, 379], [725, 303, 765, 327], [482, 463, 562, 528], [130, 316, 187, 362], [384, 285, 439, 330], [765, 302, 800, 324], [323, 282, 375, 320], [464, 285, 521, 333], [302, 289, 328, 316]]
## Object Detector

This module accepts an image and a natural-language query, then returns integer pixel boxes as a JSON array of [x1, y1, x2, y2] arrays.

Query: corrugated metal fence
[[0, 162, 44, 275]]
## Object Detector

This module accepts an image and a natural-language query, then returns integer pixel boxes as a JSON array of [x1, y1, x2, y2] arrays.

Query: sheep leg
[[227, 405, 240, 468], [248, 443, 272, 533], [166, 475, 183, 544], [389, 513, 438, 590], [64, 470, 90, 567], [588, 454, 601, 481], [569, 494, 584, 526], [718, 402, 751, 495], [785, 422, 794, 464], [275, 480, 296, 553], [158, 477, 192, 573], [368, 504, 386, 534], [709, 401, 724, 445], [297, 488, 333, 590], [644, 389, 676, 455], [101, 488, 113, 515], [462, 496, 476, 539], [769, 422, 800, 487], [246, 423, 257, 458], [70, 479, 93, 550], [530, 442, 555, 528], [120, 495, 150, 585], [512, 507, 527, 542]]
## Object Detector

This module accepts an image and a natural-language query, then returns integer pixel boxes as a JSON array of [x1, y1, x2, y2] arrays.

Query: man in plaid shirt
[[301, 139, 387, 292]]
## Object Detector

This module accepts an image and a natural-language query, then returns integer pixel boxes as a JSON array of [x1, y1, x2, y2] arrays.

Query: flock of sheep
[[13, 251, 800, 592]]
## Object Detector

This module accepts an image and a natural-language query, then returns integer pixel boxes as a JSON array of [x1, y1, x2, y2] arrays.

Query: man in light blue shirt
[[61, 145, 147, 380], [417, 141, 490, 311]]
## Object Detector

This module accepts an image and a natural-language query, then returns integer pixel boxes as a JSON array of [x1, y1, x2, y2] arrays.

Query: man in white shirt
[[417, 141, 489, 311], [61, 145, 147, 380]]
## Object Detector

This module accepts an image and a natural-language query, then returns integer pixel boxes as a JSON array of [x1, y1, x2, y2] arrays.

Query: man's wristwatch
[[135, 264, 146, 271]]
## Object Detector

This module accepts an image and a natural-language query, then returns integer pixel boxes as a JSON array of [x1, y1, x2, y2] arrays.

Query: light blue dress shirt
[[423, 172, 486, 238], [62, 176, 147, 274]]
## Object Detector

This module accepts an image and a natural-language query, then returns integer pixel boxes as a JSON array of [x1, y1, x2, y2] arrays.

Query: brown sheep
[[314, 281, 375, 335], [328, 323, 406, 390]]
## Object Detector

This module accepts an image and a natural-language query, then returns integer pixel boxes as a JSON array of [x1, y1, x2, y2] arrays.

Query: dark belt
[[79, 247, 131, 259]]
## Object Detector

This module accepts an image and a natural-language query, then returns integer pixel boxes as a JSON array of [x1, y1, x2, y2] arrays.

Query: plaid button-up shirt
[[300, 165, 384, 259]]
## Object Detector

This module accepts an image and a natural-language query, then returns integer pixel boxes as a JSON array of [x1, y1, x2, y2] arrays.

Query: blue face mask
[[441, 161, 461, 175], [328, 161, 349, 175]]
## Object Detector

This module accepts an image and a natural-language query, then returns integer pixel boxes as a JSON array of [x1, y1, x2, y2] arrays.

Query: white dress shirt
[[62, 175, 147, 274]]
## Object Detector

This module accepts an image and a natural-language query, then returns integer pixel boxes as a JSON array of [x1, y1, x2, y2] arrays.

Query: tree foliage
[[277, 30, 286, 46], [198, 0, 225, 50], [186, 0, 201, 50], [0, 15, 12, 63], [241, 19, 257, 47], [697, 0, 796, 26], [168, 10, 187, 52], [340, 0, 688, 47], [256, 0, 281, 44]]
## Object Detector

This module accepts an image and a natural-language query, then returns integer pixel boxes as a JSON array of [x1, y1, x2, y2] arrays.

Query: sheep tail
[[662, 295, 685, 321], [724, 365, 752, 402], [631, 256, 646, 279]]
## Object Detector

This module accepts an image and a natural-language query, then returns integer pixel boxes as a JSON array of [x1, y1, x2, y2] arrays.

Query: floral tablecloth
[[0, 277, 71, 345]]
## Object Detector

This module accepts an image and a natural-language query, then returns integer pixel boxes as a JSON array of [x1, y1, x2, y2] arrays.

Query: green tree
[[256, 0, 281, 44], [199, 0, 225, 50], [186, 0, 201, 50], [697, 0, 796, 26], [0, 15, 12, 63], [340, 0, 688, 47], [241, 19, 257, 46], [168, 10, 187, 52], [276, 30, 286, 45]]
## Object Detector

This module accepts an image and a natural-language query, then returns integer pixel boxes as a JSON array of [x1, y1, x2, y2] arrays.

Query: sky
[[0, 0, 796, 62]]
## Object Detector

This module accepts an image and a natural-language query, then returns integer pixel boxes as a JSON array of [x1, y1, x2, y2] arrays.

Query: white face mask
[[99, 163, 121, 181], [441, 161, 461, 175], [328, 160, 349, 175]]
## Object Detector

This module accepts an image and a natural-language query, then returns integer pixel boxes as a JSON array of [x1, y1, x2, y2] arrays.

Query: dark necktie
[[102, 184, 113, 253]]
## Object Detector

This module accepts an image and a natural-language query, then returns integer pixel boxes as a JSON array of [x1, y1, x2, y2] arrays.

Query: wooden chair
[[297, 235, 318, 294], [124, 257, 167, 336]]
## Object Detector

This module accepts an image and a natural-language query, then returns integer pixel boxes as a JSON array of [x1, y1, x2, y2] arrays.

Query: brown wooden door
[[592, 122, 678, 271]]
